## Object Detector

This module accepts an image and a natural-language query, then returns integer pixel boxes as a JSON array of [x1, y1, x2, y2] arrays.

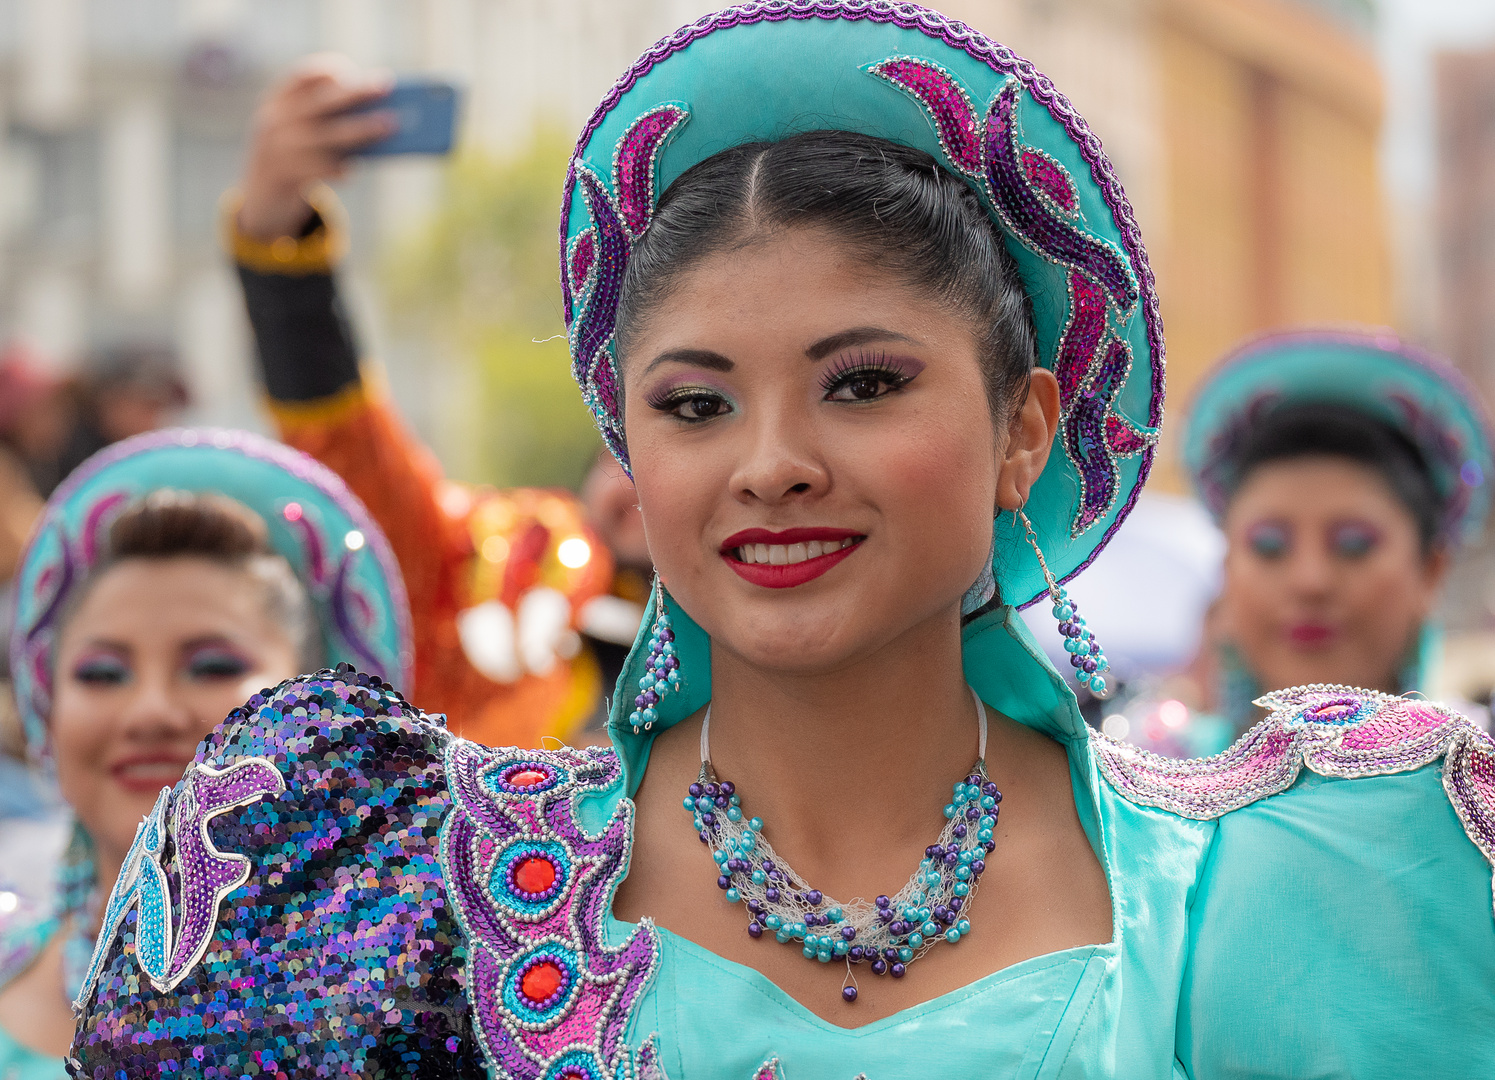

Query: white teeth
[[734, 537, 860, 565]]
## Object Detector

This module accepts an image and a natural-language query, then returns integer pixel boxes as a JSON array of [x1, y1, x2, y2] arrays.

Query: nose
[[728, 405, 830, 506], [1284, 539, 1335, 598], [116, 665, 198, 744]]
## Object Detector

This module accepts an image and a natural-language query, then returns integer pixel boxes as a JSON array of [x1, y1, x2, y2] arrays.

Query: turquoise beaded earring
[[628, 578, 681, 733], [1016, 509, 1113, 698]]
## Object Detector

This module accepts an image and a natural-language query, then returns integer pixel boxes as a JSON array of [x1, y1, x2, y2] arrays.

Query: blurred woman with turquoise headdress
[[1124, 328, 1495, 756], [0, 428, 409, 1071], [70, 6, 1495, 1077]]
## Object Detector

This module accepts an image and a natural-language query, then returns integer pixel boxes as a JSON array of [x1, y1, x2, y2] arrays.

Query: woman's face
[[1220, 456, 1448, 695], [51, 557, 301, 860], [620, 227, 1056, 677]]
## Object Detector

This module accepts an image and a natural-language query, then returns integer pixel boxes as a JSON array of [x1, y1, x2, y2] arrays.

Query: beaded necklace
[[683, 687, 1000, 1003]]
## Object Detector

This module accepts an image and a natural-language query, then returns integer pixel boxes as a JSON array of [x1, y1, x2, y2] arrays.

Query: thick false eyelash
[[817, 351, 916, 394], [643, 385, 723, 412]]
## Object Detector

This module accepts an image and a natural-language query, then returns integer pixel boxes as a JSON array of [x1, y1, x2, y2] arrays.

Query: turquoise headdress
[[1184, 328, 1494, 550], [560, 0, 1165, 611], [8, 428, 414, 760]]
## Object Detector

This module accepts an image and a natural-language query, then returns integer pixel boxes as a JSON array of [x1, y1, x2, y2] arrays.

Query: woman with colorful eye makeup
[[1167, 330, 1494, 745], [0, 430, 409, 1072], [72, 8, 1495, 1078]]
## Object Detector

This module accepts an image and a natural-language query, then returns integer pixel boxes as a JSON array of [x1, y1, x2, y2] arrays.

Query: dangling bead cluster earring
[[628, 579, 680, 733], [1016, 509, 1112, 698]]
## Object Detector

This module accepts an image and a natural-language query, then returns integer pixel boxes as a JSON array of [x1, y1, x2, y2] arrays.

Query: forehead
[[622, 228, 976, 359], [1227, 457, 1414, 523], [61, 558, 276, 644]]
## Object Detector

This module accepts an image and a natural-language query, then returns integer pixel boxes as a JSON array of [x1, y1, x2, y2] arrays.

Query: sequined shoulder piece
[[71, 666, 478, 1078], [439, 739, 660, 1080], [1092, 685, 1495, 913]]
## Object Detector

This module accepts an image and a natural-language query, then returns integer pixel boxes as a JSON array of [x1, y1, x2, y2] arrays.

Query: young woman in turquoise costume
[[71, 4, 1495, 1077], [0, 428, 410, 1075], [1124, 330, 1495, 759], [1188, 330, 1492, 722]]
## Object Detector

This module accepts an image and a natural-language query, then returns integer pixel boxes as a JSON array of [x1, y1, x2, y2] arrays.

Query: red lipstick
[[1287, 622, 1335, 647], [720, 528, 864, 589]]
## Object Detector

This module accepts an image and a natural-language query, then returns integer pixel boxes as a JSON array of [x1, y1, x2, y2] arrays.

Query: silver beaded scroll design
[[75, 757, 285, 1007], [1091, 683, 1495, 917]]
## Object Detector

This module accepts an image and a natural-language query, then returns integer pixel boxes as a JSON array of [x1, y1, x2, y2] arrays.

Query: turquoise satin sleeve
[[0, 1028, 66, 1080], [1178, 765, 1495, 1078]]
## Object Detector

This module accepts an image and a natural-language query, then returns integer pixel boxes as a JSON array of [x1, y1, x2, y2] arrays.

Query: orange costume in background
[[228, 191, 613, 747]]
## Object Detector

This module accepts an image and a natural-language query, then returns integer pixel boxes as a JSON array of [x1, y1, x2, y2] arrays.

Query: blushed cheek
[[49, 705, 106, 820], [869, 429, 995, 581]]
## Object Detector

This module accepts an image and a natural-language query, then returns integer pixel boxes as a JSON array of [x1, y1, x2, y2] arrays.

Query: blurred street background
[[1, 0, 1494, 698]]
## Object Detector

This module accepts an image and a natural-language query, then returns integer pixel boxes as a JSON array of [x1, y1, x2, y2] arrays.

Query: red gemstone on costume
[[510, 768, 548, 788], [515, 856, 557, 894], [521, 961, 564, 1002]]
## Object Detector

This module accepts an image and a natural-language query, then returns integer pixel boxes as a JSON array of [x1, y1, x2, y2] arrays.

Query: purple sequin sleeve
[[69, 665, 487, 1079]]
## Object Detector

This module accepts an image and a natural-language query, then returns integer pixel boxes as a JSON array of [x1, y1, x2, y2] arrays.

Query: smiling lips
[[1288, 622, 1336, 648], [720, 527, 865, 588], [111, 756, 190, 794]]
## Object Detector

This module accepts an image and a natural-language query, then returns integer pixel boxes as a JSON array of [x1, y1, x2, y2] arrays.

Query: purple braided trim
[[559, 1, 1165, 601], [8, 428, 415, 741]]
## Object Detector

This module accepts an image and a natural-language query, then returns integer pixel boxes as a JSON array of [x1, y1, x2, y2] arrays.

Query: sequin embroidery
[[440, 740, 659, 1079], [567, 105, 689, 468], [1093, 684, 1495, 915], [70, 667, 477, 1077], [866, 55, 1155, 536]]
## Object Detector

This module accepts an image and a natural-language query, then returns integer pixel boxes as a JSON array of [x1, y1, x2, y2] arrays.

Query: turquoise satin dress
[[561, 602, 1495, 1078], [0, 913, 73, 1080]]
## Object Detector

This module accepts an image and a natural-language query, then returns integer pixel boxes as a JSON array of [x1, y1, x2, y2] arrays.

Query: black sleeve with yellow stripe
[[223, 186, 362, 404]]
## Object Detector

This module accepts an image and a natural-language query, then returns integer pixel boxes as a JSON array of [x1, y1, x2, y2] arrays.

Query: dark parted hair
[[62, 490, 321, 666], [1224, 403, 1444, 552], [614, 130, 1038, 420]]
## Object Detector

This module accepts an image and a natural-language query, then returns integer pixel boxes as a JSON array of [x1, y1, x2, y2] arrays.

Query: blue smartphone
[[347, 77, 461, 156]]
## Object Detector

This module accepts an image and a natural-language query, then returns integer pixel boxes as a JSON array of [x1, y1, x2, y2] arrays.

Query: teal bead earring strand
[[1017, 509, 1112, 698], [628, 579, 681, 733]]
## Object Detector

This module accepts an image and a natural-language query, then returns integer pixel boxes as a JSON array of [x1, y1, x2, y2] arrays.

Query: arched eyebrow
[[643, 348, 733, 375], [642, 327, 919, 374], [806, 327, 919, 360]]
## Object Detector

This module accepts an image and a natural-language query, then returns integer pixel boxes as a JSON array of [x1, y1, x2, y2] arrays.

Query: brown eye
[[847, 377, 882, 400], [677, 394, 728, 420]]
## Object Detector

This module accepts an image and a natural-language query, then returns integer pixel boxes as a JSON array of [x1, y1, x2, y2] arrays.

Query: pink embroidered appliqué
[[1093, 684, 1495, 915], [439, 741, 659, 1080], [866, 57, 982, 174]]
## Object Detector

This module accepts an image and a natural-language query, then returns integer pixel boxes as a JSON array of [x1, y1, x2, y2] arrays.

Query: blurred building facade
[[1436, 45, 1495, 405], [935, 0, 1389, 490], [0, 0, 1390, 488]]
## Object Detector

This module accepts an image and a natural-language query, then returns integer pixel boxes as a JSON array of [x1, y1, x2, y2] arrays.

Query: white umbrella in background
[[1022, 492, 1225, 686]]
